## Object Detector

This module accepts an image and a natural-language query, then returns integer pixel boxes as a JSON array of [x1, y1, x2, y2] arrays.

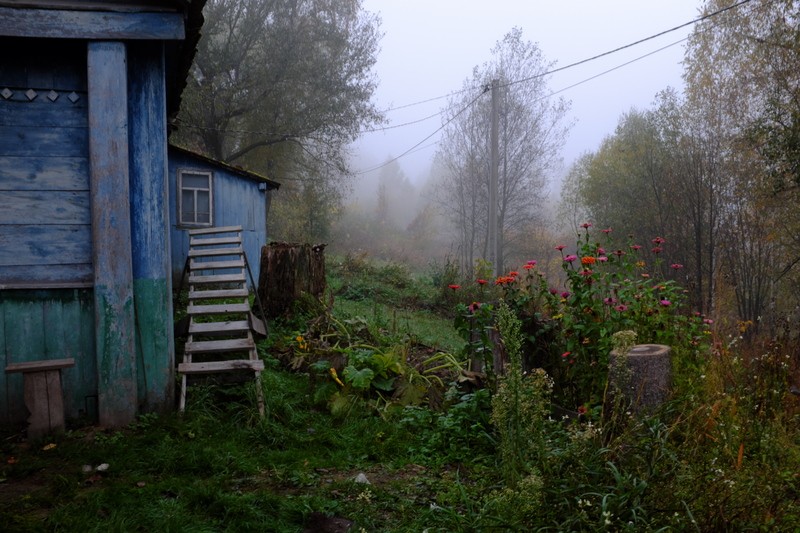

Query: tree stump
[[608, 344, 671, 413], [257, 242, 326, 318]]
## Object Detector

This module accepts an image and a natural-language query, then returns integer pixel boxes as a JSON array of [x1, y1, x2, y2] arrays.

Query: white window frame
[[177, 169, 213, 227]]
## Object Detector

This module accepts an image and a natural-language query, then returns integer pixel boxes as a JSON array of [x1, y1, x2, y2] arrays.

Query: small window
[[178, 169, 213, 226]]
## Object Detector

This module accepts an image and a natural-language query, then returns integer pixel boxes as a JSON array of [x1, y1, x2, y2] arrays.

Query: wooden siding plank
[[184, 338, 255, 354], [0, 8, 185, 40], [0, 265, 93, 288], [0, 101, 87, 128], [0, 125, 88, 157], [128, 42, 173, 412], [0, 156, 89, 191], [0, 225, 92, 266], [88, 42, 136, 427], [0, 191, 91, 225]]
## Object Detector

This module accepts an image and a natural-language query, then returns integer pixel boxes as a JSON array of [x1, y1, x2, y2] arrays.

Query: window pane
[[183, 173, 209, 189], [181, 190, 195, 223], [196, 191, 210, 224]]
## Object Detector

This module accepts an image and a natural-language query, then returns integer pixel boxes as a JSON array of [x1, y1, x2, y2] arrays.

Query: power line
[[355, 87, 489, 175]]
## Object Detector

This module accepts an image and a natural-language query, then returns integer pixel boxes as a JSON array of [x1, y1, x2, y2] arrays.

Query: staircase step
[[189, 288, 249, 300], [188, 225, 243, 236], [188, 303, 250, 315], [184, 337, 255, 354], [188, 273, 246, 284], [190, 258, 245, 270], [190, 236, 242, 247], [188, 247, 243, 258], [189, 320, 251, 335], [179, 359, 264, 374]]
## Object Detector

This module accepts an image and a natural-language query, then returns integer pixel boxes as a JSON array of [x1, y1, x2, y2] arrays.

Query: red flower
[[448, 284, 461, 291], [630, 244, 642, 251], [652, 236, 666, 245], [468, 302, 481, 313], [523, 264, 534, 270], [476, 279, 487, 285], [670, 263, 684, 270], [601, 228, 613, 234], [508, 271, 519, 277], [561, 351, 571, 358], [577, 405, 588, 415], [581, 222, 592, 229], [555, 244, 567, 251], [651, 246, 663, 254]]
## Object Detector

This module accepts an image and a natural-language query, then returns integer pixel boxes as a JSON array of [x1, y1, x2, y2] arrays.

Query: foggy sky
[[352, 0, 701, 187]]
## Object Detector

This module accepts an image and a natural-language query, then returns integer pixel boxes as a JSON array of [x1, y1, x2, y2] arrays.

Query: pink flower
[[703, 318, 714, 324], [468, 302, 481, 313], [659, 299, 671, 306], [596, 247, 606, 255], [613, 249, 625, 257], [549, 288, 558, 295], [526, 260, 537, 266], [597, 256, 608, 262], [580, 269, 593, 277], [555, 244, 566, 251], [561, 291, 571, 298], [603, 297, 617, 305], [631, 244, 642, 251], [581, 222, 592, 229], [601, 228, 613, 234], [614, 304, 628, 312], [670, 263, 684, 270], [564, 254, 578, 263], [561, 351, 571, 358], [651, 246, 663, 254], [652, 236, 666, 245]]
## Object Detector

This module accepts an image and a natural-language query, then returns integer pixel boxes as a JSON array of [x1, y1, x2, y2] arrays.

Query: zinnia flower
[[615, 304, 628, 312], [631, 244, 642, 251], [652, 236, 666, 245], [561, 291, 571, 298], [581, 222, 592, 229], [603, 297, 617, 305], [555, 244, 566, 251], [659, 299, 671, 306], [597, 256, 608, 262], [580, 269, 593, 277], [561, 351, 571, 358], [508, 271, 519, 277], [476, 279, 487, 285], [448, 284, 461, 291], [651, 246, 663, 254], [581, 256, 596, 265], [564, 254, 578, 263], [527, 260, 537, 266], [670, 263, 684, 270]]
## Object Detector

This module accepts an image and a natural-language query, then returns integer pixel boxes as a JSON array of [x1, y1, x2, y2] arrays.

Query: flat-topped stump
[[609, 344, 671, 413]]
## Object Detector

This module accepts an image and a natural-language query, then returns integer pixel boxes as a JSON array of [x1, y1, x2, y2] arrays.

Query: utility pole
[[489, 78, 499, 276]]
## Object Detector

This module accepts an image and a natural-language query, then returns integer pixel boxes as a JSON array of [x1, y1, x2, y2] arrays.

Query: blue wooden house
[[167, 145, 279, 286], [0, 1, 207, 428]]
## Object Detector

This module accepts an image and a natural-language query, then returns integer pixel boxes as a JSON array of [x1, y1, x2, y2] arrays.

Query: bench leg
[[23, 370, 66, 439]]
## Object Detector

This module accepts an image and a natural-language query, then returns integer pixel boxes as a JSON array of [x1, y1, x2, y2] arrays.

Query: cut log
[[609, 344, 671, 414], [257, 242, 326, 318]]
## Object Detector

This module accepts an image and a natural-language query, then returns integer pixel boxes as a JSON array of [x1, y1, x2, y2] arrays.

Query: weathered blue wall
[[0, 40, 98, 425], [167, 148, 272, 288]]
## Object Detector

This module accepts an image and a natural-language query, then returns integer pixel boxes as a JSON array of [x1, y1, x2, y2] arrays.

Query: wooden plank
[[187, 247, 243, 258], [188, 288, 249, 300], [178, 359, 264, 374], [0, 156, 89, 191], [88, 41, 136, 428], [189, 320, 250, 335], [188, 273, 246, 284], [0, 225, 92, 267], [0, 8, 185, 40], [187, 225, 242, 236], [187, 303, 250, 315], [0, 125, 88, 157], [184, 337, 255, 354], [0, 191, 91, 225], [6, 358, 75, 373], [0, 265, 93, 288], [190, 258, 245, 270], [0, 101, 87, 128], [190, 236, 242, 246]]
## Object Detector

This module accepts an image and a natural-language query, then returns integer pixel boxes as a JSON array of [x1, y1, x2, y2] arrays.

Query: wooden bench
[[5, 358, 75, 439]]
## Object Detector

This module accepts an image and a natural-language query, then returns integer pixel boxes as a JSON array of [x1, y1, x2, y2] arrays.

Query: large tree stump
[[608, 344, 671, 414], [257, 242, 326, 318]]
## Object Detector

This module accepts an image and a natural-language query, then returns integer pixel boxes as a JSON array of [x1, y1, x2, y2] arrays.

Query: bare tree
[[435, 28, 570, 274]]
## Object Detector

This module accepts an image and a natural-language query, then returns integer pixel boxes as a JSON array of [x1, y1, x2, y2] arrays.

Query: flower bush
[[488, 225, 711, 407]]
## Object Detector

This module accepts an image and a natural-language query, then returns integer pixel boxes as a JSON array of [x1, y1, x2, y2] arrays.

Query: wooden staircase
[[178, 225, 265, 416]]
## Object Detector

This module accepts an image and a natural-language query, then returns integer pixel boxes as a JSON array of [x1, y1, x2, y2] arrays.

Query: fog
[[334, 1, 702, 269]]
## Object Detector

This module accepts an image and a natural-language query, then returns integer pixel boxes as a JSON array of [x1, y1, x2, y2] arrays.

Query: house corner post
[[88, 41, 137, 427], [128, 42, 175, 412]]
